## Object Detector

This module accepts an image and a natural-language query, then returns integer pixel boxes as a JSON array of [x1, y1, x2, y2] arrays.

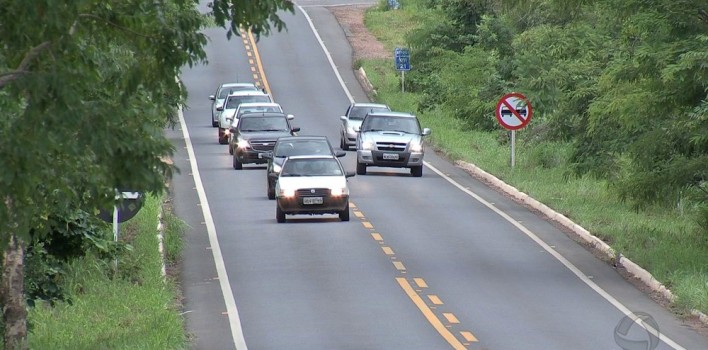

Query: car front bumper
[[357, 150, 424, 168], [277, 195, 349, 215], [235, 149, 268, 164]]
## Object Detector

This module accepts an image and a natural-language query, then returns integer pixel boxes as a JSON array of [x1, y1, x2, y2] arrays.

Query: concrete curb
[[353, 66, 707, 325], [454, 160, 708, 325]]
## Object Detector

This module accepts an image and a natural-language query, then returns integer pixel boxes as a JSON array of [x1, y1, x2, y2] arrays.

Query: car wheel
[[212, 118, 219, 127], [229, 144, 233, 155], [339, 202, 350, 222], [276, 205, 286, 223], [340, 134, 349, 151], [267, 180, 275, 200], [411, 165, 423, 177], [218, 131, 228, 145], [356, 162, 366, 175], [232, 154, 243, 170]]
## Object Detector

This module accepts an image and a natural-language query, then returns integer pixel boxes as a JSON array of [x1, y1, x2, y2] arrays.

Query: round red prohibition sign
[[495, 92, 533, 130]]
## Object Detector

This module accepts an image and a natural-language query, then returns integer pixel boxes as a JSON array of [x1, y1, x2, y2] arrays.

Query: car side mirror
[[353, 125, 360, 132], [291, 126, 301, 133], [340, 116, 347, 121], [335, 151, 346, 158], [345, 171, 356, 178], [216, 106, 223, 111], [209, 95, 215, 101], [268, 172, 279, 179], [261, 152, 273, 160], [229, 127, 236, 133], [422, 128, 431, 136], [287, 114, 295, 120]]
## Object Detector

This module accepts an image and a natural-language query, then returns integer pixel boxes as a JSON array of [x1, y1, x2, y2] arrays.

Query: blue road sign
[[395, 48, 410, 71]]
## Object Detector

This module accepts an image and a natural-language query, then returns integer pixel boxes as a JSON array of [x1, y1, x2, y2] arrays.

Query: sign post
[[394, 48, 411, 92], [495, 92, 533, 168]]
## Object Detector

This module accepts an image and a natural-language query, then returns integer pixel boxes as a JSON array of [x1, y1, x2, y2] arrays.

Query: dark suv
[[261, 136, 345, 199], [230, 112, 300, 170]]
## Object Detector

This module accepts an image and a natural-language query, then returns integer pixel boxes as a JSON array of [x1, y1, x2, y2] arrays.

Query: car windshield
[[239, 116, 289, 132], [281, 158, 343, 177], [361, 116, 420, 134], [274, 140, 331, 157], [218, 86, 258, 99], [349, 106, 390, 121], [224, 95, 270, 109]]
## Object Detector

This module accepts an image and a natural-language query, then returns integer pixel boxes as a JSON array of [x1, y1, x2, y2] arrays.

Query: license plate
[[303, 197, 323, 205], [383, 153, 399, 160]]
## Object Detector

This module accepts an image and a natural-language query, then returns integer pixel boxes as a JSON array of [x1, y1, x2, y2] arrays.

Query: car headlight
[[237, 139, 250, 149], [361, 140, 373, 150], [410, 143, 423, 152], [280, 188, 295, 198], [330, 187, 347, 196], [272, 163, 282, 173]]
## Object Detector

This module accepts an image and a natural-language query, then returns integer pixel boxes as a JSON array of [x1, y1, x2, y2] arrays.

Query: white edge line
[[178, 107, 248, 350], [423, 160, 686, 350], [298, 5, 355, 104]]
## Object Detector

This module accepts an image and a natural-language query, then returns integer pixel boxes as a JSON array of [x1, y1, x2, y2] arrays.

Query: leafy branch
[[0, 41, 51, 89]]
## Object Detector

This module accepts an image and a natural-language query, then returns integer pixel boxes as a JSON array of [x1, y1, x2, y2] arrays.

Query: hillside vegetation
[[360, 0, 707, 314]]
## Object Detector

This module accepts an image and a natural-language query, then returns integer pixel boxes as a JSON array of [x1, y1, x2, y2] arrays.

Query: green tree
[[0, 0, 292, 348]]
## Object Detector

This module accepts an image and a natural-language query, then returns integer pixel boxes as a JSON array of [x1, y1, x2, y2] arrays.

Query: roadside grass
[[362, 3, 708, 314], [29, 195, 188, 349]]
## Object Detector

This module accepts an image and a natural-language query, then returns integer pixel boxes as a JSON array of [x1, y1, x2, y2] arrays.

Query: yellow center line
[[392, 261, 406, 271], [353, 211, 364, 218], [381, 246, 394, 255], [371, 233, 382, 241], [414, 278, 428, 288], [396, 278, 467, 350], [443, 313, 460, 324], [362, 221, 373, 229], [246, 29, 271, 96], [460, 331, 478, 342], [427, 295, 443, 305]]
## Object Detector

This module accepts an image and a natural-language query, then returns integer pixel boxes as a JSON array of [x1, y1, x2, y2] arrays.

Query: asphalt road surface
[[167, 1, 708, 349]]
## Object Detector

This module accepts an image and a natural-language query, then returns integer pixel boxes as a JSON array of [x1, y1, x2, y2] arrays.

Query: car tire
[[356, 162, 366, 175], [212, 119, 219, 127], [218, 133, 228, 145], [267, 181, 275, 200], [411, 165, 423, 177], [339, 202, 350, 222], [232, 154, 243, 170], [276, 205, 286, 223], [340, 135, 349, 151], [229, 144, 234, 155]]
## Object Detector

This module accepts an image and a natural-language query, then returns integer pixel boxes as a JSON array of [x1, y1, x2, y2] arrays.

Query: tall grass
[[29, 195, 188, 349], [362, 2, 708, 314]]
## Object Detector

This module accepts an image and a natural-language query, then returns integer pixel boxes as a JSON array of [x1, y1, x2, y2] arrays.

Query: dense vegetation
[[361, 0, 707, 314]]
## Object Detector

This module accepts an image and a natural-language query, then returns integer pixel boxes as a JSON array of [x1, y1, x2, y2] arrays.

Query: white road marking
[[178, 107, 248, 349], [301, 4, 686, 348]]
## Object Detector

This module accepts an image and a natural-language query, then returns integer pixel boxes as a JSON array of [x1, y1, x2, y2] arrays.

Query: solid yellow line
[[396, 278, 467, 350], [443, 313, 460, 324], [381, 246, 394, 255], [371, 233, 382, 241], [414, 278, 428, 288], [427, 295, 443, 305], [393, 261, 406, 271], [460, 331, 478, 342], [247, 29, 272, 96], [362, 222, 373, 229]]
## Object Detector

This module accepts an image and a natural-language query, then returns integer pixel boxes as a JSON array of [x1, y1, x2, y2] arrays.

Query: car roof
[[221, 82, 258, 88], [277, 135, 328, 142], [365, 111, 417, 118], [237, 102, 281, 108], [239, 112, 287, 118], [352, 102, 390, 108], [226, 90, 269, 97]]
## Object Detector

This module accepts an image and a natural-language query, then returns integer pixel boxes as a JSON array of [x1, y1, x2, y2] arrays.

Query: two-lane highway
[[168, 1, 708, 349]]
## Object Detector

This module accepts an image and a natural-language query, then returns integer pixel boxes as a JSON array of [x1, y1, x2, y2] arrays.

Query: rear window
[[225, 95, 271, 109]]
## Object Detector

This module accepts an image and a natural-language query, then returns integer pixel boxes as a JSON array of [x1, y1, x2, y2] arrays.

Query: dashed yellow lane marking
[[381, 246, 394, 255], [392, 261, 406, 271], [460, 331, 478, 342], [371, 233, 382, 241], [443, 313, 460, 324], [247, 29, 271, 95], [414, 278, 428, 288], [362, 221, 374, 229], [396, 278, 467, 350], [354, 211, 364, 218], [250, 66, 256, 72], [427, 295, 443, 305], [350, 202, 357, 208]]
